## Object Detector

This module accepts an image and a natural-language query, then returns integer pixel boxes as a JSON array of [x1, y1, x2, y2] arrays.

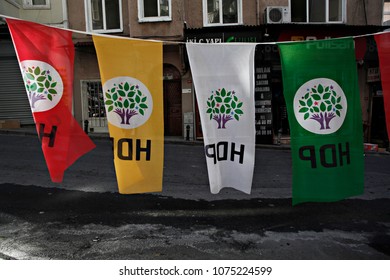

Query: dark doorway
[[163, 64, 182, 136], [194, 95, 203, 139], [371, 96, 388, 148]]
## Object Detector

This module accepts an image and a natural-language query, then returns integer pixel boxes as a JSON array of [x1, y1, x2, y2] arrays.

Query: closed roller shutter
[[0, 41, 34, 125]]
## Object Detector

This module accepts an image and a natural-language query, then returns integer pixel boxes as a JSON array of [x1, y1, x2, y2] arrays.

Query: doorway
[[371, 96, 388, 148], [163, 64, 182, 136]]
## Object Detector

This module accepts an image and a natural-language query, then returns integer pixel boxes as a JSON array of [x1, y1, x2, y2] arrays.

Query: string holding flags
[[2, 14, 390, 203]]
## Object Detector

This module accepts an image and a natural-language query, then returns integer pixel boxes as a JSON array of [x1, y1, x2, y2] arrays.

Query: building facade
[[184, 0, 386, 145], [68, 0, 186, 136], [0, 0, 388, 147], [68, 0, 387, 146]]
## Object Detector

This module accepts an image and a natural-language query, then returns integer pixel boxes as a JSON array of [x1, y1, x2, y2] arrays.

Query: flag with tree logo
[[278, 38, 364, 205], [93, 36, 163, 194], [186, 44, 256, 194], [7, 18, 95, 182]]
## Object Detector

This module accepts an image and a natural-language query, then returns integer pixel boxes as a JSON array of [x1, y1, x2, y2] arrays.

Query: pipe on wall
[[62, 0, 68, 28]]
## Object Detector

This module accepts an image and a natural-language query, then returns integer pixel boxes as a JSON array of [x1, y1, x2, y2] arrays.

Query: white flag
[[187, 43, 256, 194]]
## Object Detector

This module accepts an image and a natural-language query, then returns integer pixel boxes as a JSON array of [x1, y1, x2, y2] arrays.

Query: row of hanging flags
[[3, 17, 390, 205]]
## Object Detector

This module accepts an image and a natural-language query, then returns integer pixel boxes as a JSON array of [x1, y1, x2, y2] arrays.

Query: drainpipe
[[62, 0, 69, 28]]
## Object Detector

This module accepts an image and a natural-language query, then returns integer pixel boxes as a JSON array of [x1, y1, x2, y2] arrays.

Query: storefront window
[[83, 80, 108, 133], [203, 0, 242, 26]]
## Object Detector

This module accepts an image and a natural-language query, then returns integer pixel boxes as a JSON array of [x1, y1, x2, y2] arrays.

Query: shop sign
[[290, 36, 332, 41], [278, 30, 334, 42], [186, 36, 223, 43], [185, 32, 261, 43], [279, 32, 367, 60], [367, 68, 380, 82], [254, 62, 273, 144]]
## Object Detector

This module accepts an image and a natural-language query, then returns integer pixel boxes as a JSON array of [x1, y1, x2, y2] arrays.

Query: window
[[290, 0, 345, 23], [85, 0, 123, 33], [203, 0, 242, 26], [384, 0, 390, 25], [82, 81, 108, 132], [23, 0, 50, 9], [138, 0, 171, 22]]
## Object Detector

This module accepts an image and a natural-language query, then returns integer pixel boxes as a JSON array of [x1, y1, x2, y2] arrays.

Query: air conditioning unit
[[265, 6, 291, 24]]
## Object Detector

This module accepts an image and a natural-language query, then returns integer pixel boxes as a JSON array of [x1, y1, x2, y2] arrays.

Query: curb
[[0, 128, 36, 137], [1, 128, 389, 154], [0, 128, 290, 150], [0, 128, 291, 150]]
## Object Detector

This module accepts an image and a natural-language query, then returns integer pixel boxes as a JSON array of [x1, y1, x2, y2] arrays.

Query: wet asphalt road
[[0, 133, 389, 259]]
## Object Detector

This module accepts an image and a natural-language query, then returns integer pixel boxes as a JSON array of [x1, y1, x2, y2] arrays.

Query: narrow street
[[0, 133, 389, 259]]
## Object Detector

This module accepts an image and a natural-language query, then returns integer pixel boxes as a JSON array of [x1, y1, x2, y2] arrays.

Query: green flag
[[278, 38, 364, 205]]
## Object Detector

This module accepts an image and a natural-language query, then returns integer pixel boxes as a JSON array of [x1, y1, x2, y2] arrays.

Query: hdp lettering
[[299, 142, 350, 168], [117, 138, 151, 161], [38, 123, 57, 147], [205, 142, 245, 164]]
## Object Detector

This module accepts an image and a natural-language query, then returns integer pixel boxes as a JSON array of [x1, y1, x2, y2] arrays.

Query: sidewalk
[[1, 126, 389, 154], [0, 126, 294, 150], [0, 126, 203, 145]]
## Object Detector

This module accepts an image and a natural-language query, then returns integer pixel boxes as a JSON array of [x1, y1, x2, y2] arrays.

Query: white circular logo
[[103, 77, 153, 129], [294, 78, 347, 135], [21, 60, 63, 112]]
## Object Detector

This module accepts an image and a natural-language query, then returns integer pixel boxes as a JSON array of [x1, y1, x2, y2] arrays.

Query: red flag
[[375, 32, 390, 141], [7, 18, 95, 182]]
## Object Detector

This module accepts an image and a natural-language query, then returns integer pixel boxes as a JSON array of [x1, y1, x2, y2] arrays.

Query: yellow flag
[[93, 36, 164, 194]]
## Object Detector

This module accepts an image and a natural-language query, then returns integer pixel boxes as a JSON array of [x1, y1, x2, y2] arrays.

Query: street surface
[[0, 133, 389, 259]]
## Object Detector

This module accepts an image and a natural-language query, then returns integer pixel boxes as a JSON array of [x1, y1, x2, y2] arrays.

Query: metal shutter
[[0, 41, 34, 125]]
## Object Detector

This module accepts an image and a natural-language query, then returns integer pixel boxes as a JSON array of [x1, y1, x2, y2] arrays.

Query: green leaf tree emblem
[[23, 66, 58, 108], [298, 83, 343, 130], [206, 88, 244, 129], [104, 82, 148, 125]]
